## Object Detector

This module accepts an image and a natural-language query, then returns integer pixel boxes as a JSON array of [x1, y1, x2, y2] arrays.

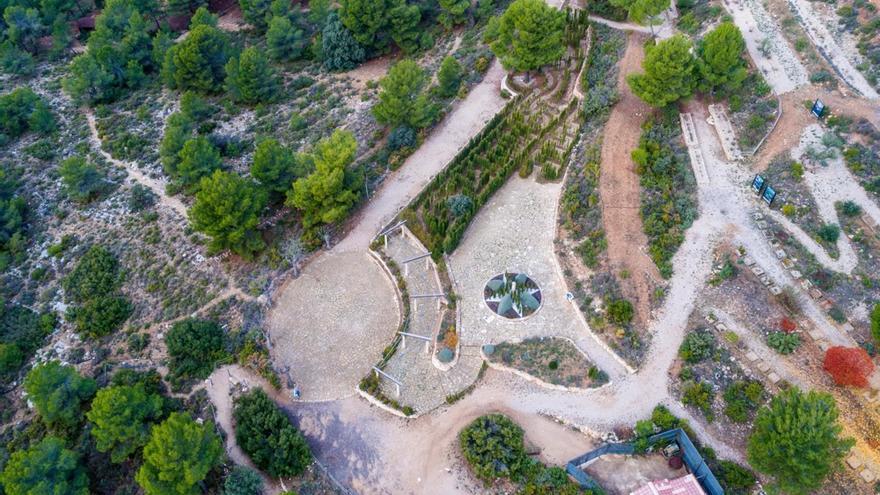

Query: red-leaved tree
[[823, 346, 875, 388]]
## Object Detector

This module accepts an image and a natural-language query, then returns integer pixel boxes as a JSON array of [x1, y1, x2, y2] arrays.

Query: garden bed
[[634, 112, 698, 279], [484, 337, 608, 389]]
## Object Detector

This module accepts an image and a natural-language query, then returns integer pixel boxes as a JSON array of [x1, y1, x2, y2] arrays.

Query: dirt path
[[85, 110, 189, 219], [334, 60, 507, 252], [598, 33, 660, 328], [755, 85, 880, 170]]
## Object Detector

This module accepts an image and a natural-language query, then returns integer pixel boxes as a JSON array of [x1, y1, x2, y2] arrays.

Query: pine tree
[[189, 170, 267, 258], [165, 24, 230, 92], [86, 384, 164, 463], [176, 136, 222, 190], [239, 0, 273, 31], [389, 1, 422, 54], [697, 22, 747, 95], [627, 34, 696, 107], [225, 46, 280, 104], [23, 361, 96, 428], [747, 387, 853, 494], [373, 59, 432, 128], [0, 437, 89, 495], [339, 0, 392, 51], [439, 0, 469, 28], [160, 112, 194, 177], [287, 130, 359, 230], [136, 413, 222, 495], [438, 55, 463, 97], [486, 0, 565, 75], [266, 15, 306, 61], [189, 6, 218, 28], [322, 12, 366, 71], [250, 138, 308, 196]]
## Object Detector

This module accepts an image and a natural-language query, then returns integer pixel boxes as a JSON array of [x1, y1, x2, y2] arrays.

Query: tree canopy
[[438, 55, 464, 98], [250, 138, 311, 196], [486, 0, 565, 73], [136, 412, 223, 495], [747, 387, 853, 494], [372, 59, 433, 129], [86, 383, 165, 462], [610, 0, 670, 25], [697, 22, 748, 94], [322, 11, 366, 71], [189, 170, 267, 258], [164, 318, 228, 381], [233, 389, 313, 477], [225, 46, 281, 104], [0, 437, 89, 495], [24, 360, 96, 427], [287, 129, 359, 231], [163, 24, 230, 92], [627, 35, 696, 107]]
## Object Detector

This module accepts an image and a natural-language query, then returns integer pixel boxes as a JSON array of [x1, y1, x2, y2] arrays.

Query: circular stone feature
[[483, 272, 542, 319]]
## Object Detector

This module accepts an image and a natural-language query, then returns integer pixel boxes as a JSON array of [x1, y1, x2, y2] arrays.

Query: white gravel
[[787, 0, 879, 99], [721, 0, 809, 94]]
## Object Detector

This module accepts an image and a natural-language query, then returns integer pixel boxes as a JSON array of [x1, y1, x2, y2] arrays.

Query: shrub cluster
[[678, 330, 715, 363], [459, 413, 595, 493], [233, 389, 313, 478], [0, 87, 55, 145], [63, 246, 132, 339], [632, 113, 697, 278], [165, 318, 229, 386], [722, 380, 764, 423]]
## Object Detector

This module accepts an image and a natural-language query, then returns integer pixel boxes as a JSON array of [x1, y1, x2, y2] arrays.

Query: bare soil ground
[[599, 33, 660, 327], [754, 85, 880, 171]]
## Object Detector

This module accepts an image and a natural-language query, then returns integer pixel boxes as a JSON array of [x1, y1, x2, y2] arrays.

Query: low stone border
[[553, 157, 637, 375], [501, 73, 521, 97], [750, 94, 783, 156], [480, 336, 613, 393], [355, 387, 420, 419], [436, 253, 463, 372]]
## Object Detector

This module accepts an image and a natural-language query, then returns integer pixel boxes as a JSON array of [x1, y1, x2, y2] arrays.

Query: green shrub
[[817, 224, 840, 243], [790, 161, 804, 180], [165, 319, 228, 382], [233, 389, 313, 478], [717, 460, 757, 495], [840, 200, 862, 217], [459, 414, 527, 483], [605, 298, 634, 326], [63, 246, 123, 303], [679, 330, 715, 363], [682, 381, 715, 420], [767, 331, 800, 354], [723, 380, 764, 423], [224, 466, 263, 495]]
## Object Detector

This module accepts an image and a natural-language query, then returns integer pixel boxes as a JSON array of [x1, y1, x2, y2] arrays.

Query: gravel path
[[335, 61, 507, 252], [787, 0, 879, 99]]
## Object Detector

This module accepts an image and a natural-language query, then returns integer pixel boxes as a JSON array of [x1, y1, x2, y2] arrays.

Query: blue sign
[[752, 174, 766, 194], [763, 185, 777, 206], [811, 99, 825, 118]]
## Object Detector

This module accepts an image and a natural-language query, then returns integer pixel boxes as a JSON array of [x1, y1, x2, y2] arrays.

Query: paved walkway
[[379, 231, 481, 412], [449, 175, 631, 380], [267, 251, 400, 401], [267, 60, 507, 401]]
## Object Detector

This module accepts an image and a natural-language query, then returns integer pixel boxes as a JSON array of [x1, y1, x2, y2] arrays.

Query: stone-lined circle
[[483, 272, 542, 320]]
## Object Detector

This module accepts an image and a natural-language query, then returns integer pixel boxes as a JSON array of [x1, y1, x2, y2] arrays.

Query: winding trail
[[85, 110, 188, 219]]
